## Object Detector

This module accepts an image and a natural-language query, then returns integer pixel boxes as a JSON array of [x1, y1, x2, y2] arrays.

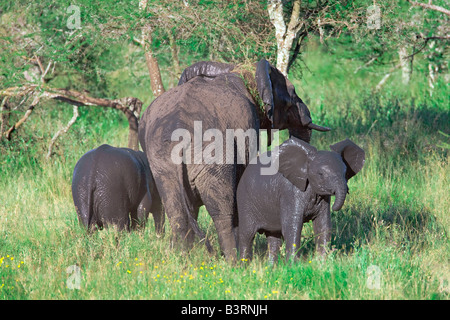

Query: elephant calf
[[72, 144, 164, 233], [237, 137, 365, 262]]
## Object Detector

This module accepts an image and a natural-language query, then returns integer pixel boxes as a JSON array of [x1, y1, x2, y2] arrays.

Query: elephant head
[[277, 137, 365, 211], [178, 59, 330, 143]]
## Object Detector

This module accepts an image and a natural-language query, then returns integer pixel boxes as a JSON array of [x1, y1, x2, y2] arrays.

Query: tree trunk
[[143, 24, 166, 98], [398, 46, 412, 85], [427, 40, 438, 97], [0, 97, 9, 139], [139, 0, 165, 98], [267, 0, 303, 76], [168, 30, 181, 78]]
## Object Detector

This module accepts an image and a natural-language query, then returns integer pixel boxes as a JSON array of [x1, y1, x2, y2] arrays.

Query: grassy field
[[1, 41, 449, 300]]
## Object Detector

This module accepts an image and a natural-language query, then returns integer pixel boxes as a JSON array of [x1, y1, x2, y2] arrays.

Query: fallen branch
[[1, 85, 143, 150], [375, 73, 392, 91], [375, 63, 402, 91], [354, 56, 378, 74]]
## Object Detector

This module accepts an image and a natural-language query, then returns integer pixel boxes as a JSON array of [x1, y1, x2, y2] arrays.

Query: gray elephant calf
[[237, 137, 365, 262], [72, 144, 164, 233]]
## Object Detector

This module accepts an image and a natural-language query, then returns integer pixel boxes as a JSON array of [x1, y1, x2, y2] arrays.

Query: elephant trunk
[[332, 182, 348, 211]]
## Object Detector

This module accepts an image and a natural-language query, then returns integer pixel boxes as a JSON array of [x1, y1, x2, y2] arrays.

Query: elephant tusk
[[307, 122, 331, 132]]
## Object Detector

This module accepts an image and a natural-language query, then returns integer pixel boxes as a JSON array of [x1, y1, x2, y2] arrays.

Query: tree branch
[[46, 105, 79, 159], [406, 0, 450, 16], [406, 35, 450, 59], [287, 31, 307, 72], [287, 0, 303, 35], [268, 0, 303, 75], [5, 94, 40, 140]]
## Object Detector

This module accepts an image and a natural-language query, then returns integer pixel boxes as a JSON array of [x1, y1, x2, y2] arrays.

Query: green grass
[[1, 40, 449, 300]]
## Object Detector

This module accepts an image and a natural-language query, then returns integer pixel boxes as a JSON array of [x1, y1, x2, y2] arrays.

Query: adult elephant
[[139, 59, 330, 260]]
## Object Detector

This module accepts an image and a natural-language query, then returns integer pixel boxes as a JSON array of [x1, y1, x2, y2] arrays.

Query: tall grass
[[1, 40, 449, 299]]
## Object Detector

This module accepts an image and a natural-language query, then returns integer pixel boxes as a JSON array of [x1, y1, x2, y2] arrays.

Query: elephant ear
[[330, 138, 365, 180], [178, 61, 235, 85], [278, 137, 317, 191], [255, 59, 275, 122]]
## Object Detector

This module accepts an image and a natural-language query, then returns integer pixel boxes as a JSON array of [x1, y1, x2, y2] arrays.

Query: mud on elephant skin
[[237, 137, 365, 262], [139, 59, 330, 261], [72, 144, 164, 233], [177, 60, 331, 141]]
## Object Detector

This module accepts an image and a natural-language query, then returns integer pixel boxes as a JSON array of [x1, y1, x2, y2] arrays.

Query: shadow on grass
[[249, 202, 445, 260], [302, 203, 445, 257]]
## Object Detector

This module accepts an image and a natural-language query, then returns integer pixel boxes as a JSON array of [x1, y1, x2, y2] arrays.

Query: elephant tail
[[86, 182, 97, 229]]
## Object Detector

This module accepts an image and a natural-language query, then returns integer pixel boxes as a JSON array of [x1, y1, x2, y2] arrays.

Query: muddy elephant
[[237, 137, 365, 262], [72, 144, 164, 233], [138, 59, 330, 260]]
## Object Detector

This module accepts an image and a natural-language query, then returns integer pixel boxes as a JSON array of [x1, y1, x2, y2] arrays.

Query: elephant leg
[[313, 202, 332, 256], [152, 174, 196, 250], [129, 209, 140, 231], [136, 193, 152, 230], [210, 210, 237, 262], [151, 199, 165, 237], [237, 215, 256, 262], [238, 231, 255, 262], [281, 213, 303, 261], [101, 209, 130, 232], [266, 232, 282, 265], [93, 194, 129, 231], [196, 166, 238, 262]]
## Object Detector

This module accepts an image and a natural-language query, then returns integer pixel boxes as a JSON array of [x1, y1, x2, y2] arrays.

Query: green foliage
[[1, 35, 449, 299], [1, 0, 449, 300]]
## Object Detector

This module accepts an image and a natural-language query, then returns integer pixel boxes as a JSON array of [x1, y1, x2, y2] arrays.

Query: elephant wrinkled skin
[[72, 144, 164, 233], [139, 59, 330, 260], [237, 137, 365, 262]]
